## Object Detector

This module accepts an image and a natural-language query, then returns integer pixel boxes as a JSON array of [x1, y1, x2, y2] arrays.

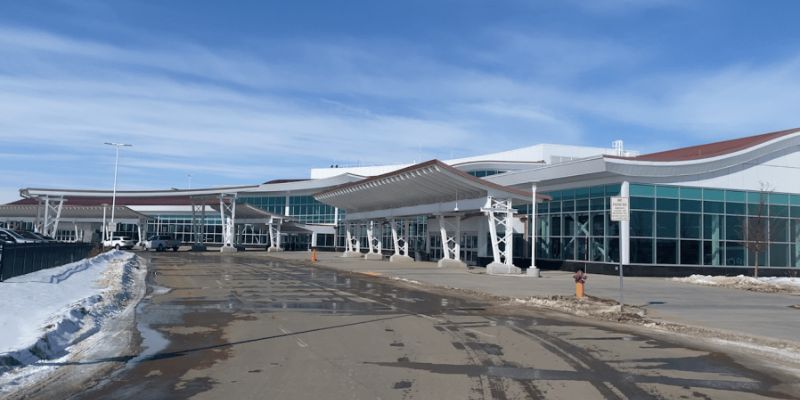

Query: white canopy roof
[[315, 160, 545, 219]]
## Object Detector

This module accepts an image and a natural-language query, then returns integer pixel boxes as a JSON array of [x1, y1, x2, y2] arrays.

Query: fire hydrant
[[573, 269, 587, 299], [311, 247, 318, 263]]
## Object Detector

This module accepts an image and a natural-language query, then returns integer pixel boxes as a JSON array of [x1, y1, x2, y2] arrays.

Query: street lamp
[[104, 142, 132, 240]]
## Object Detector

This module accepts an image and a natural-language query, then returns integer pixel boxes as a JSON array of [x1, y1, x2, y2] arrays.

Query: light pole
[[104, 142, 132, 241]]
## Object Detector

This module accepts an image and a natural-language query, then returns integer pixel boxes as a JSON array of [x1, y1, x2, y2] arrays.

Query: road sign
[[610, 196, 629, 222]]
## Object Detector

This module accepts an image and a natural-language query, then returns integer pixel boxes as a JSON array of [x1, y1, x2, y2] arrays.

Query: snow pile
[[0, 250, 145, 377], [392, 277, 422, 285], [672, 274, 800, 293], [511, 295, 645, 320]]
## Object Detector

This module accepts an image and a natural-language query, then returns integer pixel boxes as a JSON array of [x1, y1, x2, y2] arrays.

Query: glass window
[[770, 218, 788, 242], [748, 203, 767, 216], [680, 240, 701, 265], [590, 186, 605, 197], [591, 213, 605, 236], [726, 190, 746, 203], [590, 198, 605, 211], [680, 213, 701, 239], [631, 211, 653, 237], [630, 184, 655, 197], [793, 244, 800, 268], [727, 202, 746, 215], [591, 237, 605, 261], [550, 238, 562, 259], [703, 188, 725, 201], [703, 214, 724, 240], [703, 240, 723, 266], [680, 187, 702, 199], [607, 238, 620, 263], [575, 187, 590, 198], [576, 238, 588, 260], [680, 200, 702, 213], [656, 212, 677, 238], [657, 198, 679, 211], [576, 199, 589, 212], [748, 192, 766, 204], [550, 201, 561, 213], [793, 206, 800, 219], [656, 185, 680, 198], [605, 184, 621, 196], [748, 246, 767, 267], [564, 215, 575, 236], [769, 193, 789, 205], [563, 200, 574, 212], [551, 216, 561, 236], [607, 218, 620, 237], [770, 243, 788, 267], [656, 239, 678, 264], [631, 197, 654, 210], [576, 214, 590, 236], [704, 201, 724, 214], [725, 216, 744, 241], [631, 238, 653, 264], [563, 239, 574, 259], [725, 242, 746, 266], [770, 205, 789, 217]]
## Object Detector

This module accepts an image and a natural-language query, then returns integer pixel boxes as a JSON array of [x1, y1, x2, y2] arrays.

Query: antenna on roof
[[612, 140, 624, 156]]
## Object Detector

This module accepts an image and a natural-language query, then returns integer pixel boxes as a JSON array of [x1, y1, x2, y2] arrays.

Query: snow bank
[[672, 274, 800, 294], [0, 250, 145, 377]]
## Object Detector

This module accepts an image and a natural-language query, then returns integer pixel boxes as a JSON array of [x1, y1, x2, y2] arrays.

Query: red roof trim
[[611, 128, 800, 162]]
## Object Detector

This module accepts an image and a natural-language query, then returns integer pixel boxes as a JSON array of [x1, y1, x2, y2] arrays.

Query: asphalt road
[[66, 252, 798, 399]]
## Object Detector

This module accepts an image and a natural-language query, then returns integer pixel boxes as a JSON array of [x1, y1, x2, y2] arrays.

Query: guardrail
[[0, 243, 97, 282]]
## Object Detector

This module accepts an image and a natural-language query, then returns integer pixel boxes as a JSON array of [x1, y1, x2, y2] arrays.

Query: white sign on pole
[[610, 196, 629, 222]]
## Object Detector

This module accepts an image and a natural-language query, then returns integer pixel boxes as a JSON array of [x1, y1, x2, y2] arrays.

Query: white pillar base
[[389, 254, 414, 263], [220, 246, 238, 253], [191, 244, 207, 251], [526, 266, 542, 277], [267, 247, 284, 252], [364, 253, 383, 260], [341, 251, 363, 258], [487, 262, 522, 275], [437, 258, 467, 269]]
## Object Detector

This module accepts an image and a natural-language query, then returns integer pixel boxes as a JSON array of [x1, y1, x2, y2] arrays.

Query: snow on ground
[[672, 274, 800, 294], [0, 250, 146, 392]]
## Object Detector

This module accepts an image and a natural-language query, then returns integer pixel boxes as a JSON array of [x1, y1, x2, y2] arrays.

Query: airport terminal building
[[2, 128, 799, 276]]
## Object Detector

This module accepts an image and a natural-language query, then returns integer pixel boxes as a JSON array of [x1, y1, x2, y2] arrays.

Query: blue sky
[[1, 0, 800, 203]]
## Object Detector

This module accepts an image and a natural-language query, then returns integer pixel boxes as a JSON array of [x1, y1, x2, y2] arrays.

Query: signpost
[[610, 196, 629, 313]]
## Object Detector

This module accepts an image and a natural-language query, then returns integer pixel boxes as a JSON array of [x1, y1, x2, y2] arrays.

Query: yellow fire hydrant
[[573, 269, 587, 299], [311, 248, 318, 263]]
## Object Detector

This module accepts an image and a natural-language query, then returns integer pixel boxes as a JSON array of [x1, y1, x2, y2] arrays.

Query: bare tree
[[744, 182, 772, 278]]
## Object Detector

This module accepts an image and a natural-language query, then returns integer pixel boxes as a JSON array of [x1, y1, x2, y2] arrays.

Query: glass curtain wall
[[540, 183, 800, 268], [537, 184, 621, 264]]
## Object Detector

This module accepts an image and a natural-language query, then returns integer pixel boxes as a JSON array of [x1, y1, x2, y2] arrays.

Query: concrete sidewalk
[[257, 251, 800, 345]]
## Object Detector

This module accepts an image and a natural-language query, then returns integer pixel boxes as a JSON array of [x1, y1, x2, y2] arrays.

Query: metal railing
[[0, 243, 96, 282]]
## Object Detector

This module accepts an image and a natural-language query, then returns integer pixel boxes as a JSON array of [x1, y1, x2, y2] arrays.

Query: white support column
[[528, 184, 541, 277], [267, 216, 284, 252], [137, 222, 143, 247], [364, 220, 383, 260], [437, 214, 466, 268], [40, 196, 64, 239], [482, 196, 521, 275], [220, 193, 238, 252], [389, 219, 413, 263], [191, 200, 207, 251], [102, 204, 108, 242], [342, 221, 362, 257], [620, 181, 630, 265]]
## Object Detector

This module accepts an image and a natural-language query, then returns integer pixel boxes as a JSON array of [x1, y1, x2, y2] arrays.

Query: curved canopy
[[315, 160, 546, 217]]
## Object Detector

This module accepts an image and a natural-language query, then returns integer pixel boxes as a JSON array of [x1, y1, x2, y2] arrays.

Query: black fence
[[0, 243, 97, 282]]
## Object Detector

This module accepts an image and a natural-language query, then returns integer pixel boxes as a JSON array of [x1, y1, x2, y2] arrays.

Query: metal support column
[[482, 196, 520, 274]]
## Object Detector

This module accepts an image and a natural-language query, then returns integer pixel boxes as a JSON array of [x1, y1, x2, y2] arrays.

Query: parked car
[[14, 230, 54, 243], [0, 228, 38, 244], [144, 235, 181, 252], [103, 236, 136, 250]]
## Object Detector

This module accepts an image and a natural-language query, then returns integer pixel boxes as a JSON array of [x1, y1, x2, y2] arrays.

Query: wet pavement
[[67, 252, 799, 399]]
